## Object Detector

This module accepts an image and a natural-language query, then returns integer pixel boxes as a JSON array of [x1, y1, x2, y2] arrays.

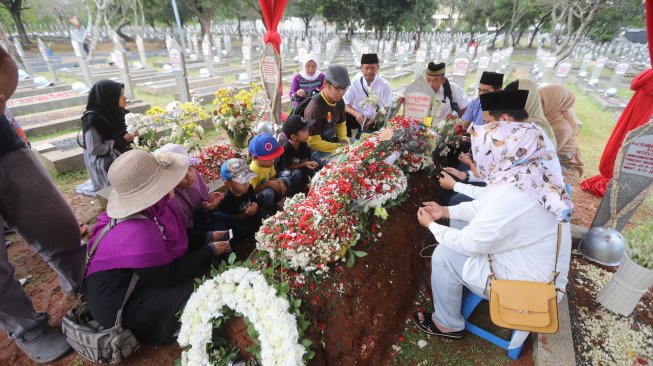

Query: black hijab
[[82, 80, 128, 140]]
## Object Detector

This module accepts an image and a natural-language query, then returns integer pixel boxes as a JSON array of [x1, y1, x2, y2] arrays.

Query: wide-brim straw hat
[[107, 149, 189, 219]]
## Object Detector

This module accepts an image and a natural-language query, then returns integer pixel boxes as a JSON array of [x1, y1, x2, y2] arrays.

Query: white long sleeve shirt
[[428, 184, 571, 295], [343, 75, 392, 118]]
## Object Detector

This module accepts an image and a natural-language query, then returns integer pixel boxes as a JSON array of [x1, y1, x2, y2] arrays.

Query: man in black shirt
[[0, 46, 85, 363]]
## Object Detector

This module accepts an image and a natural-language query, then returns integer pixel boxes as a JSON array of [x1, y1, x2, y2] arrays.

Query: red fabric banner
[[580, 0, 653, 196], [259, 0, 287, 54]]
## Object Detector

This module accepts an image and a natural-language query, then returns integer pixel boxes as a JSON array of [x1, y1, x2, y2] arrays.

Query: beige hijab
[[516, 79, 557, 148]]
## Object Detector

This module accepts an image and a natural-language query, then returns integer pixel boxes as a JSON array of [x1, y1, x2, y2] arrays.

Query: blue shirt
[[461, 97, 484, 126]]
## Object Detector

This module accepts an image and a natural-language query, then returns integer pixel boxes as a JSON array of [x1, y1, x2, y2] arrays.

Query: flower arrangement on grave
[[358, 88, 387, 130], [433, 112, 464, 157], [178, 256, 313, 366], [212, 83, 267, 148], [125, 100, 207, 152], [195, 144, 246, 183], [256, 117, 433, 271]]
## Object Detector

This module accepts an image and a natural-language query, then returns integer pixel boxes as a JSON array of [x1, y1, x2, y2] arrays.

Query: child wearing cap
[[278, 115, 319, 192], [248, 134, 292, 215], [155, 144, 231, 251], [217, 158, 263, 241]]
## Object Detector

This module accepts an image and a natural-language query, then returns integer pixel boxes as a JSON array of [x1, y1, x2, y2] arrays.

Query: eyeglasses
[[327, 82, 348, 92]]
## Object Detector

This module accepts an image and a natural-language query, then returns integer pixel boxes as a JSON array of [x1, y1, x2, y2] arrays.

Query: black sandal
[[412, 311, 464, 339]]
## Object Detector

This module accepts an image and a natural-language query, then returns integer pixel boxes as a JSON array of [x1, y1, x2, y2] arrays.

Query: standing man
[[344, 53, 392, 138], [423, 62, 469, 126], [460, 71, 503, 129], [304, 65, 351, 167], [0, 46, 85, 363]]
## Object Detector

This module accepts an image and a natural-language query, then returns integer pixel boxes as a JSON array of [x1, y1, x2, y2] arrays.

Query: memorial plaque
[[402, 77, 436, 124], [614, 62, 629, 75], [168, 38, 190, 102], [259, 43, 282, 124], [452, 56, 470, 76], [136, 34, 148, 67], [556, 62, 572, 77], [202, 34, 213, 75]]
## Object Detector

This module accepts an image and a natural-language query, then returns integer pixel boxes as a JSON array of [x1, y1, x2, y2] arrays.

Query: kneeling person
[[279, 115, 319, 192]]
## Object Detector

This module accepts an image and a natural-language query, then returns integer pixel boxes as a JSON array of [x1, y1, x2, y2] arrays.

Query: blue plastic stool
[[460, 291, 525, 360]]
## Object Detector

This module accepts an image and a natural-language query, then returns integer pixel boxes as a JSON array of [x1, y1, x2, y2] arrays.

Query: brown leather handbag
[[486, 223, 563, 334]]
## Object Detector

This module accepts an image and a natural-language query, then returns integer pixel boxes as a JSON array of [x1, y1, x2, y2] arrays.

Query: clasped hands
[[417, 201, 445, 228]]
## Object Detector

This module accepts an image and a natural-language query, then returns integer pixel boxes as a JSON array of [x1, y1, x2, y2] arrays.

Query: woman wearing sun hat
[[83, 149, 231, 345]]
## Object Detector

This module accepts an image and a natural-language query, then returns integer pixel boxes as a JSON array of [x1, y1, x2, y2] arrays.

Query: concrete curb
[[534, 295, 576, 366]]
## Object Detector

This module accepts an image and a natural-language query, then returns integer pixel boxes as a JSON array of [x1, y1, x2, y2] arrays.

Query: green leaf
[[227, 252, 236, 265], [301, 338, 313, 347], [346, 250, 355, 268], [293, 298, 302, 308], [353, 250, 368, 258]]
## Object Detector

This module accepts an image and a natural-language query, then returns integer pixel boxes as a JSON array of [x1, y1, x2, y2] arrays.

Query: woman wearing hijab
[[504, 79, 557, 150], [84, 150, 231, 345], [540, 85, 584, 189], [413, 90, 573, 340], [78, 80, 135, 193], [289, 53, 325, 107]]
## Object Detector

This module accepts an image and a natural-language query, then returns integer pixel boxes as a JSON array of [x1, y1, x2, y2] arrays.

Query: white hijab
[[299, 53, 320, 81]]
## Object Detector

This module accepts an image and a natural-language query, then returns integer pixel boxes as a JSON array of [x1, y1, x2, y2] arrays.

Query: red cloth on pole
[[580, 0, 653, 197], [259, 0, 287, 54]]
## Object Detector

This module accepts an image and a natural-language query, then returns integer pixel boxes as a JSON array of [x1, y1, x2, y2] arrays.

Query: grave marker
[[591, 123, 653, 232], [242, 37, 253, 81], [544, 55, 556, 82], [259, 43, 281, 124], [396, 45, 405, 71], [611, 62, 629, 86], [414, 49, 426, 79], [168, 38, 190, 102], [13, 38, 34, 75], [474, 51, 491, 90], [135, 34, 148, 67], [402, 76, 436, 124], [37, 38, 59, 82], [70, 36, 93, 87], [202, 34, 213, 76], [490, 50, 501, 72], [579, 52, 592, 77], [554, 61, 572, 84], [590, 56, 607, 84], [111, 36, 135, 100], [451, 50, 471, 90]]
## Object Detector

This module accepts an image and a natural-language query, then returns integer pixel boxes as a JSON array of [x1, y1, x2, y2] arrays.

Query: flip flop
[[412, 311, 464, 339]]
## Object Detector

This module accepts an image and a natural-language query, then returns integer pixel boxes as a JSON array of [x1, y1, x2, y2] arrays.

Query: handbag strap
[[114, 273, 139, 327], [485, 222, 564, 294], [360, 77, 369, 98]]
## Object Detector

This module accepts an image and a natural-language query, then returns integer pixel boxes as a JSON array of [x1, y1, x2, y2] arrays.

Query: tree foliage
[[287, 0, 320, 36]]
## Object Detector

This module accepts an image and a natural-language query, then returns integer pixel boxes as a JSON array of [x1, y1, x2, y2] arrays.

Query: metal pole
[[171, 0, 186, 52]]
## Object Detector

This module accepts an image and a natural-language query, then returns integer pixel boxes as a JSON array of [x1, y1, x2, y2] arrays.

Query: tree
[[217, 0, 262, 39], [287, 0, 320, 36], [586, 0, 644, 43], [143, 0, 191, 29], [0, 0, 33, 48], [82, 0, 114, 61], [363, 0, 408, 43], [322, 0, 365, 41], [180, 0, 219, 48], [459, 0, 493, 41], [405, 0, 438, 50], [547, 0, 608, 63]]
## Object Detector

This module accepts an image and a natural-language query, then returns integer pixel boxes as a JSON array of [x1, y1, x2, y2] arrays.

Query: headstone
[[474, 51, 491, 90], [591, 123, 653, 232], [414, 49, 426, 79], [259, 43, 281, 124], [111, 36, 135, 100], [396, 45, 405, 71], [490, 50, 501, 72], [554, 61, 572, 84], [402, 77, 436, 124], [242, 37, 253, 80], [611, 62, 629, 86], [579, 52, 592, 77], [213, 35, 222, 59], [37, 38, 59, 82], [224, 36, 232, 55], [202, 34, 213, 76], [135, 34, 148, 67], [440, 47, 451, 62], [168, 38, 190, 102], [12, 38, 34, 75], [544, 55, 556, 83], [70, 36, 93, 87], [590, 56, 607, 84], [450, 50, 471, 90]]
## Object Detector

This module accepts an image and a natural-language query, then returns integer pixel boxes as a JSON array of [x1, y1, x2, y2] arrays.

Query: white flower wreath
[[177, 267, 306, 366]]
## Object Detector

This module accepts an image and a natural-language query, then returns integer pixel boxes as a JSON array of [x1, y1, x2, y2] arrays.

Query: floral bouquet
[[212, 83, 267, 148], [385, 116, 436, 173], [125, 112, 159, 150], [195, 144, 246, 182], [159, 100, 207, 151], [358, 88, 387, 132], [433, 112, 464, 157]]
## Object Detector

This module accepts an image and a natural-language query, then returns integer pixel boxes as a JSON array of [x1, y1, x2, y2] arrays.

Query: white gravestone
[[168, 38, 190, 103], [451, 50, 471, 90], [611, 62, 629, 85], [202, 34, 213, 76], [259, 44, 282, 124], [111, 37, 135, 100], [37, 38, 59, 82], [136, 35, 148, 67], [402, 77, 436, 124], [474, 51, 491, 91], [70, 37, 93, 87], [590, 56, 607, 84]]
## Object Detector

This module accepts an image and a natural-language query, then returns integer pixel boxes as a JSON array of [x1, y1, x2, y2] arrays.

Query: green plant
[[624, 220, 653, 270]]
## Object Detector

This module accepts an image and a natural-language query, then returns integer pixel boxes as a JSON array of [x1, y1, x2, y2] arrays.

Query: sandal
[[412, 311, 464, 339]]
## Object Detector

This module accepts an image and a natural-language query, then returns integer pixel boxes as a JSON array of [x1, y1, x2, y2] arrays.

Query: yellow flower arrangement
[[212, 83, 267, 148]]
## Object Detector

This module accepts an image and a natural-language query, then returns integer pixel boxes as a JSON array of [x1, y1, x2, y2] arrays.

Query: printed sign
[[622, 135, 653, 178], [261, 55, 278, 84], [452, 57, 470, 76], [169, 48, 183, 72], [478, 55, 490, 69], [545, 56, 556, 68], [416, 50, 426, 63], [556, 62, 572, 77]]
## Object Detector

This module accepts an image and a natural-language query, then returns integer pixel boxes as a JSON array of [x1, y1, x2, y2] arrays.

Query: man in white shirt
[[413, 90, 573, 339], [423, 62, 469, 125], [344, 53, 392, 138]]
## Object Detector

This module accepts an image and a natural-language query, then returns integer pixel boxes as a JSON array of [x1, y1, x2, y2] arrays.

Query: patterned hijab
[[509, 79, 557, 149], [470, 121, 573, 221]]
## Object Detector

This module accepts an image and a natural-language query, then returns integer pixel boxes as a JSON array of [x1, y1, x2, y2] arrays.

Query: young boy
[[279, 115, 319, 192], [248, 133, 290, 215], [217, 158, 261, 241]]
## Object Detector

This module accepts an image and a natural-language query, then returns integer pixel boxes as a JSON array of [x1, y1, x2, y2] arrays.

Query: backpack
[[441, 78, 460, 115], [289, 91, 323, 118]]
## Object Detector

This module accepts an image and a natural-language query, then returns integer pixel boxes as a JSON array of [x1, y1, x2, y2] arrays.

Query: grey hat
[[325, 65, 351, 88]]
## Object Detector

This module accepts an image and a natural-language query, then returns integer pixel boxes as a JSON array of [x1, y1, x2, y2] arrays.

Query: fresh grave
[[178, 117, 441, 365]]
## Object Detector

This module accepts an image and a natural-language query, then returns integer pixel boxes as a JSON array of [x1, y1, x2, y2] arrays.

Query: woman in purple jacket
[[289, 53, 325, 107]]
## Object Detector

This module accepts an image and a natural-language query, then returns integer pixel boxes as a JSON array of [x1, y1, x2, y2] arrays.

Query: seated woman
[[289, 53, 325, 107], [84, 149, 231, 346], [414, 90, 573, 339], [77, 80, 135, 195], [540, 84, 584, 193], [155, 143, 229, 248]]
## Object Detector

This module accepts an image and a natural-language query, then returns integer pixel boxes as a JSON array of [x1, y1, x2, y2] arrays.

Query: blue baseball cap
[[248, 133, 284, 160], [220, 158, 257, 184]]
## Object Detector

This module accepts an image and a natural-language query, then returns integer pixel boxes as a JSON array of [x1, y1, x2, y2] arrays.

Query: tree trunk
[[198, 15, 212, 52], [416, 29, 422, 51], [0, 21, 22, 66], [304, 18, 309, 36], [528, 14, 551, 48], [237, 17, 243, 39], [116, 21, 134, 42], [491, 25, 504, 49], [513, 27, 525, 48], [8, 7, 33, 48]]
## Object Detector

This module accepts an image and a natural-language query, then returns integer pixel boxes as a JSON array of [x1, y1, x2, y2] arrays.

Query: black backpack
[[290, 91, 323, 118], [442, 78, 460, 115]]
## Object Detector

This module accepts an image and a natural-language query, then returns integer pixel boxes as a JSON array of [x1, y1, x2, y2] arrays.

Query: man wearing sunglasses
[[304, 64, 352, 167]]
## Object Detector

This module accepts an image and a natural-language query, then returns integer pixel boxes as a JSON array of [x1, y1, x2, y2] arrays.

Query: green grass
[[48, 169, 88, 193], [510, 53, 536, 64], [30, 128, 77, 142]]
